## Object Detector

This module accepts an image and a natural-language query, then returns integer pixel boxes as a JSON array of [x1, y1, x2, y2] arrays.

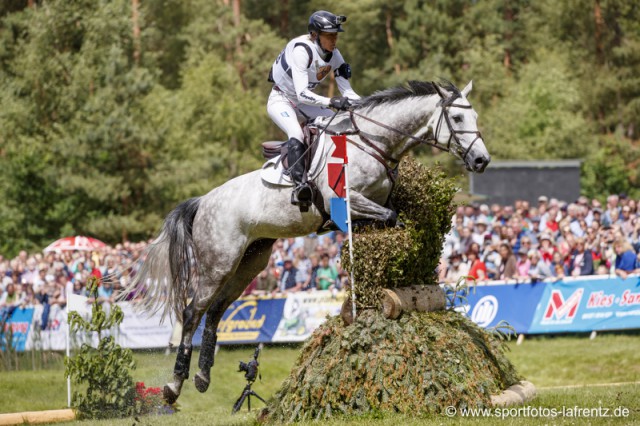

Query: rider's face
[[318, 32, 338, 52]]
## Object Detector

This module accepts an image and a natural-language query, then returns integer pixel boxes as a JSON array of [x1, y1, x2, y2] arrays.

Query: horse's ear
[[433, 82, 447, 99], [461, 81, 473, 98]]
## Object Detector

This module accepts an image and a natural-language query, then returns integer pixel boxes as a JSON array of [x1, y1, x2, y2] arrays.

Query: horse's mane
[[355, 80, 461, 110]]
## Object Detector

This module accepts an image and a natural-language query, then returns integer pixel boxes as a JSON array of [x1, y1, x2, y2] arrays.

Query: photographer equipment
[[232, 346, 266, 413]]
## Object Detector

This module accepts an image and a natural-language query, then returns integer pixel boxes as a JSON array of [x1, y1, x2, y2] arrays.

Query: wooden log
[[340, 297, 354, 325], [341, 285, 446, 324], [0, 409, 75, 425], [382, 285, 445, 319]]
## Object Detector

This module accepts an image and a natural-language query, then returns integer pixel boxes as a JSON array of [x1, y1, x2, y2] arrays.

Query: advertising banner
[[2, 307, 33, 351], [193, 296, 287, 346], [118, 302, 175, 349], [457, 282, 547, 333], [529, 276, 640, 333], [271, 290, 344, 342]]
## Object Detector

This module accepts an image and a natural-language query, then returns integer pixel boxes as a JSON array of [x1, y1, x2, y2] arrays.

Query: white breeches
[[267, 88, 333, 141]]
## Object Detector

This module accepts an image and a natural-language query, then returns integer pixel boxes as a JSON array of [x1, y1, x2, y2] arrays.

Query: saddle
[[260, 124, 323, 189]]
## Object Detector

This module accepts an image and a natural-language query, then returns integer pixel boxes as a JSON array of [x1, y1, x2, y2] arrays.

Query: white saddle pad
[[261, 155, 294, 187], [260, 136, 329, 187]]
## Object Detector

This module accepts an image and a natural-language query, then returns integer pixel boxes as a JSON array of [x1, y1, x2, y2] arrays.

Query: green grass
[[1, 334, 639, 425]]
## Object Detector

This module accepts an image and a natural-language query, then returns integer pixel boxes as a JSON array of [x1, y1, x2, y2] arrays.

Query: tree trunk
[[131, 0, 140, 65], [385, 10, 401, 75], [503, 2, 513, 70], [594, 0, 604, 65]]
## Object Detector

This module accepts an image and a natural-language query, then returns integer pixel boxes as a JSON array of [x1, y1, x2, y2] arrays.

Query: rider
[[267, 10, 360, 208]]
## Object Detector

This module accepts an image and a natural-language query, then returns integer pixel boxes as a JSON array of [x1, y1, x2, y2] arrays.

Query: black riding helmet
[[308, 10, 346, 35]]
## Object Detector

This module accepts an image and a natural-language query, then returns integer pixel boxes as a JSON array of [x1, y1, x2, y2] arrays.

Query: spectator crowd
[[439, 194, 640, 285], [0, 233, 346, 330], [3, 193, 640, 329]]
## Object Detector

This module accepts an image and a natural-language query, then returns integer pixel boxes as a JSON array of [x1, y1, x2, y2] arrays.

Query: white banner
[[272, 291, 345, 342]]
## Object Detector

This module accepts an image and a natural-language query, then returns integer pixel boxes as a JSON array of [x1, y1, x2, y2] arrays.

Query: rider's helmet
[[308, 11, 346, 35]]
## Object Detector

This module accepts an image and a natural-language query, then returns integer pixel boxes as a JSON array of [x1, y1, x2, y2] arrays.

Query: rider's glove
[[330, 96, 352, 111]]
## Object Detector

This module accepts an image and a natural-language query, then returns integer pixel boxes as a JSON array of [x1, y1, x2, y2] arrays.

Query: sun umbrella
[[43, 236, 107, 253]]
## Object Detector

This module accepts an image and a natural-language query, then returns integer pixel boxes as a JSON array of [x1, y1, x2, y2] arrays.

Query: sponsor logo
[[217, 300, 266, 341], [471, 295, 498, 327], [541, 289, 583, 324], [315, 61, 332, 81]]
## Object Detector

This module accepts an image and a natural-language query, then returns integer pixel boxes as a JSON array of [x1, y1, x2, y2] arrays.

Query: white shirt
[[271, 35, 359, 107]]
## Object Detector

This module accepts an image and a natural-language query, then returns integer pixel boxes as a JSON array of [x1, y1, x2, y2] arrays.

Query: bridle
[[342, 86, 483, 176]]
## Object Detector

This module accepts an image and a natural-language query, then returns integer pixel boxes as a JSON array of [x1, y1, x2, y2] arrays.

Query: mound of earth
[[263, 310, 521, 423]]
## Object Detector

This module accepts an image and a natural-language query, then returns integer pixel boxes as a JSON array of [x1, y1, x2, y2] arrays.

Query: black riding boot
[[286, 137, 313, 208]]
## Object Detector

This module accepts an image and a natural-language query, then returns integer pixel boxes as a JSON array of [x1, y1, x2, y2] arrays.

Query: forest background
[[0, 0, 638, 255]]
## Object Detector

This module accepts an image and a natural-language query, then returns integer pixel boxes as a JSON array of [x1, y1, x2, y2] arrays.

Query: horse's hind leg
[[163, 296, 205, 404], [194, 238, 276, 393]]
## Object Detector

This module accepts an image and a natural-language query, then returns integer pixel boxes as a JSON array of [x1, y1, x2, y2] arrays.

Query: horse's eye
[[452, 115, 463, 124]]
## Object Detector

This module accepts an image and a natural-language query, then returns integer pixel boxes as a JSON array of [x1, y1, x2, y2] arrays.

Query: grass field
[[2, 333, 639, 425]]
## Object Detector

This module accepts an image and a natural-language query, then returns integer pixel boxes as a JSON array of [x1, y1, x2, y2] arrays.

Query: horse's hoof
[[194, 372, 210, 393], [163, 384, 179, 404]]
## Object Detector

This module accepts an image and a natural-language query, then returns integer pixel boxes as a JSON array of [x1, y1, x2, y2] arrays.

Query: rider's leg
[[267, 90, 313, 206], [286, 137, 313, 205]]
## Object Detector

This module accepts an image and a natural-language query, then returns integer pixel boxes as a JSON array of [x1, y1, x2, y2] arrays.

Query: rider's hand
[[330, 96, 352, 111]]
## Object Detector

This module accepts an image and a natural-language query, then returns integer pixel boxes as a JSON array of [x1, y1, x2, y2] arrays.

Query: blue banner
[[1, 307, 34, 352], [193, 297, 286, 346], [529, 276, 640, 333], [458, 283, 547, 333]]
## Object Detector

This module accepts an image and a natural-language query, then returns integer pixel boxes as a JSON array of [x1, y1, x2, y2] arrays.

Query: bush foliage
[[341, 157, 457, 309], [265, 310, 521, 423], [65, 279, 137, 420]]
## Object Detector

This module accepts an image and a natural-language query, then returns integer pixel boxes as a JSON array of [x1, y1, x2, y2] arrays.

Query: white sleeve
[[336, 76, 360, 100], [331, 49, 360, 100], [291, 46, 330, 107]]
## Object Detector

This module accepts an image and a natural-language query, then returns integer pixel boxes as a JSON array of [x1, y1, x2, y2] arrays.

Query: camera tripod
[[232, 379, 267, 413]]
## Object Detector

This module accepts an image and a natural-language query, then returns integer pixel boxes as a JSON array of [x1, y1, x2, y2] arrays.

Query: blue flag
[[330, 197, 349, 232]]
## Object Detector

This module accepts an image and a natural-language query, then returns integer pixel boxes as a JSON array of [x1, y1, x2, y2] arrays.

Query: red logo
[[542, 289, 583, 323]]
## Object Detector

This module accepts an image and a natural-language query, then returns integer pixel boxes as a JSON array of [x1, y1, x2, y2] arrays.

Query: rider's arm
[[332, 50, 360, 100], [291, 46, 331, 107]]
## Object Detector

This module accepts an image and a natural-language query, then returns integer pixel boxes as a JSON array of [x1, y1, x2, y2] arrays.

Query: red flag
[[328, 164, 346, 198], [330, 135, 347, 164]]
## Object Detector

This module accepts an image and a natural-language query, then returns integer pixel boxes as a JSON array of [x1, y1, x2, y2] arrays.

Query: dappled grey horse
[[126, 80, 490, 404]]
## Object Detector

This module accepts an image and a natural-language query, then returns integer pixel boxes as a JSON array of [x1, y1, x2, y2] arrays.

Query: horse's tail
[[124, 197, 202, 322]]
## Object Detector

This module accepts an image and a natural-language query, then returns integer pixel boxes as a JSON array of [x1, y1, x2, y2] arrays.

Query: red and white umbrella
[[43, 236, 107, 253]]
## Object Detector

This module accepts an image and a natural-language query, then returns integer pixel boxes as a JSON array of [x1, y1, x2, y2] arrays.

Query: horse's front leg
[[348, 191, 397, 227]]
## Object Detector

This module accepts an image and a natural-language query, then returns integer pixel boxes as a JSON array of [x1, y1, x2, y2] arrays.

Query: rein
[[344, 93, 483, 171]]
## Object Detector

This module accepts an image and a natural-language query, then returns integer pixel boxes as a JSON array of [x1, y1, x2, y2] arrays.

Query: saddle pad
[[260, 135, 333, 186], [261, 155, 294, 187]]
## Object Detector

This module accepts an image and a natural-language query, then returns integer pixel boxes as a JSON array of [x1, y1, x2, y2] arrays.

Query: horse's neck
[[353, 96, 439, 160]]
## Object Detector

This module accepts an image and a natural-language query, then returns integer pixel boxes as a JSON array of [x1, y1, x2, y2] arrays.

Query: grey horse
[[125, 80, 490, 404]]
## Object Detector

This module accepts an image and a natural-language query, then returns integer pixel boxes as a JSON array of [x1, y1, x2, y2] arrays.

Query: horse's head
[[426, 81, 491, 173]]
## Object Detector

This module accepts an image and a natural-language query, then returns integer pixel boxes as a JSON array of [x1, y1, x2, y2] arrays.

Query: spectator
[[527, 251, 553, 282], [0, 283, 22, 320], [550, 251, 567, 277], [305, 254, 320, 291], [466, 249, 487, 282], [498, 243, 517, 280], [515, 247, 531, 279], [613, 238, 636, 279], [253, 269, 278, 295], [279, 258, 301, 292], [315, 253, 338, 291], [568, 237, 594, 276], [444, 251, 469, 284]]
